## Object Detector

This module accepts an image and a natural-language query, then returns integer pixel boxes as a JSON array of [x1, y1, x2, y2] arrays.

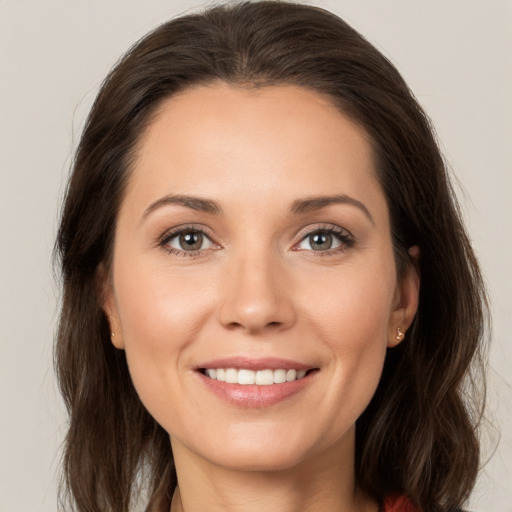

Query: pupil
[[180, 232, 202, 250], [311, 232, 332, 250]]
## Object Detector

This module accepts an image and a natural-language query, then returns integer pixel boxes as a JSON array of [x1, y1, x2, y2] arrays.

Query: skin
[[103, 83, 419, 512]]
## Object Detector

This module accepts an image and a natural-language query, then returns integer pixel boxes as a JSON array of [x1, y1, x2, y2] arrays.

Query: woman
[[55, 2, 488, 511]]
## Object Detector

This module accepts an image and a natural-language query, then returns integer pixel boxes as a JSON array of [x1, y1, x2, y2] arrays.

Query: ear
[[96, 263, 124, 350], [387, 245, 420, 348]]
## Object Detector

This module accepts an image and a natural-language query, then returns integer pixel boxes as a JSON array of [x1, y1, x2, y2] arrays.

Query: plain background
[[0, 1, 510, 510]]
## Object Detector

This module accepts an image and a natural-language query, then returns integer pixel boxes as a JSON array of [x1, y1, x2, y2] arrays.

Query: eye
[[161, 227, 218, 255], [296, 227, 354, 253]]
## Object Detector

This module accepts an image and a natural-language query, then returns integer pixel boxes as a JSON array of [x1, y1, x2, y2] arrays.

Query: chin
[[205, 444, 310, 473], [173, 423, 347, 475]]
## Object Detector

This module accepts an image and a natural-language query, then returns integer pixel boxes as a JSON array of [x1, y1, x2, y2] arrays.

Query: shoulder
[[383, 495, 471, 512], [382, 495, 418, 512]]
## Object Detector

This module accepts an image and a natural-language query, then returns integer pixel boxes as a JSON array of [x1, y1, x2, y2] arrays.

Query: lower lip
[[197, 371, 316, 408]]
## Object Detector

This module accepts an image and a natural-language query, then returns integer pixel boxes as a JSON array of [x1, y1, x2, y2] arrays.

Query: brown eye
[[165, 229, 215, 253], [297, 227, 352, 253], [179, 231, 203, 251], [309, 232, 333, 251], [300, 230, 342, 251]]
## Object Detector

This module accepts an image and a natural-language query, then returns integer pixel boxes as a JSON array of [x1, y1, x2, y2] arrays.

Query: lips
[[195, 357, 318, 407]]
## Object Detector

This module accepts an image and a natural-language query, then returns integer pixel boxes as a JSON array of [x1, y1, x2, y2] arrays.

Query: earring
[[111, 332, 115, 339], [396, 327, 404, 341]]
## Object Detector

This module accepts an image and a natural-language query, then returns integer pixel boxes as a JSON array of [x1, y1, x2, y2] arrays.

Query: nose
[[217, 250, 297, 334]]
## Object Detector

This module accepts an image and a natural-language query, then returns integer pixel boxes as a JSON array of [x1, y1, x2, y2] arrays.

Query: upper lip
[[195, 357, 315, 371]]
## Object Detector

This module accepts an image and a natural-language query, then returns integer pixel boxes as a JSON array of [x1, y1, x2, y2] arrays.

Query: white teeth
[[273, 369, 287, 383], [225, 368, 238, 384], [204, 367, 310, 385], [286, 369, 297, 382], [238, 369, 255, 385], [255, 369, 274, 385]]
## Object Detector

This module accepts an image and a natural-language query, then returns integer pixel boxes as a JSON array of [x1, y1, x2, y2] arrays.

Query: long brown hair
[[55, 2, 488, 511]]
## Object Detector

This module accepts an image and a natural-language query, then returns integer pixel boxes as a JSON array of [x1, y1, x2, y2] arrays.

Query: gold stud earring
[[396, 327, 404, 341]]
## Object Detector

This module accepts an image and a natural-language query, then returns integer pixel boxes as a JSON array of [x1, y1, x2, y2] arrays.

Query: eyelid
[[296, 223, 351, 237], [292, 223, 355, 253], [156, 222, 355, 257], [158, 224, 221, 256]]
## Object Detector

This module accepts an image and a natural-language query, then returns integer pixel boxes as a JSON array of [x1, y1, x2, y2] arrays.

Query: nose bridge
[[218, 243, 295, 333]]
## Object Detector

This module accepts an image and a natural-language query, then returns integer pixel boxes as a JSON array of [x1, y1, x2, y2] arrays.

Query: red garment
[[383, 495, 418, 512]]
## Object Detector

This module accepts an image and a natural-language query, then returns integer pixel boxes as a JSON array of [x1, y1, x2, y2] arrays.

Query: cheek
[[301, 255, 396, 345], [112, 260, 216, 417], [299, 257, 395, 422], [115, 258, 214, 349]]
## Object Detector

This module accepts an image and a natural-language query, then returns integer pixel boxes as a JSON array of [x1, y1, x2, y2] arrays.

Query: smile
[[195, 358, 318, 407], [202, 368, 308, 385]]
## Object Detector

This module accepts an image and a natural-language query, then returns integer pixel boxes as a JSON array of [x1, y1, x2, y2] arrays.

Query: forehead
[[126, 82, 386, 218]]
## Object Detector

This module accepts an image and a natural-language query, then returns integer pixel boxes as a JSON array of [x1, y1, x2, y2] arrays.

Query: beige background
[[0, 1, 510, 510]]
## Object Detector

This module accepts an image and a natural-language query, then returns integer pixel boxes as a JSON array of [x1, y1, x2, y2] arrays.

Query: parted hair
[[55, 2, 488, 511]]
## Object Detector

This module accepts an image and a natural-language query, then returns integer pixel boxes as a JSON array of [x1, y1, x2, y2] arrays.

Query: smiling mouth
[[200, 368, 317, 385]]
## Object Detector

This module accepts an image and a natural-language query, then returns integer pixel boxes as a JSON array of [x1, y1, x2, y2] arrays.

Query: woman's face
[[104, 83, 419, 473]]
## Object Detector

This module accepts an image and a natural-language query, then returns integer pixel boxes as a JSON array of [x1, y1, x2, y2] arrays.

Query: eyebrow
[[141, 194, 222, 221], [291, 195, 375, 224], [141, 193, 374, 224]]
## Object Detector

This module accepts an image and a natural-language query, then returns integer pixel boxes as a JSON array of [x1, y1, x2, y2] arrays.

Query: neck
[[169, 434, 377, 512]]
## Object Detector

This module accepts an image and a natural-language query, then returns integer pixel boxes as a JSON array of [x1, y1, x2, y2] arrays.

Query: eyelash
[[159, 224, 218, 258], [158, 224, 355, 258], [294, 224, 356, 256]]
